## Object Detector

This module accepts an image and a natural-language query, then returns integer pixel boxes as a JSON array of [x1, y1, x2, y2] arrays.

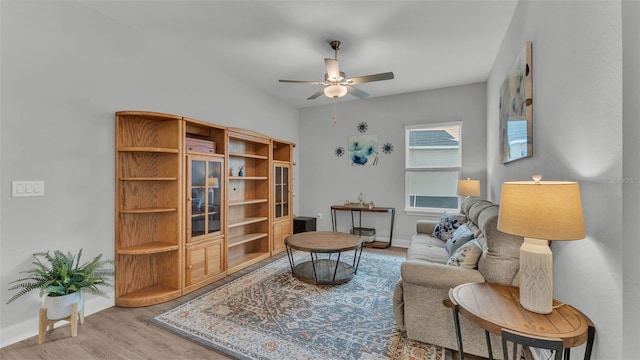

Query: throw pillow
[[447, 239, 482, 269], [432, 212, 467, 241], [445, 224, 474, 255]]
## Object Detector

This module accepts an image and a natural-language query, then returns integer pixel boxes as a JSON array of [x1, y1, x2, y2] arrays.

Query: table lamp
[[497, 174, 585, 314], [457, 178, 481, 197]]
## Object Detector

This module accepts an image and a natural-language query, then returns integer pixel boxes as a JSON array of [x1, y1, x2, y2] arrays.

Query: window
[[405, 123, 462, 213]]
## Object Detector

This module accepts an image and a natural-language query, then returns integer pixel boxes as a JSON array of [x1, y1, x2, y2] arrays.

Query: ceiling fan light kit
[[324, 84, 347, 98], [279, 40, 394, 101]]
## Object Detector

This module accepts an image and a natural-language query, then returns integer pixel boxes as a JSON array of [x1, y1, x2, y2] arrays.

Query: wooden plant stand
[[38, 302, 85, 344]]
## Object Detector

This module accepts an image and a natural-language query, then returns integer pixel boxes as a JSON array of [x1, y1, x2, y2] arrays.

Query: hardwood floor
[[0, 247, 482, 360]]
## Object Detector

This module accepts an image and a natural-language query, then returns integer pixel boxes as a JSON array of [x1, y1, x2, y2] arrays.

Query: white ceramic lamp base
[[519, 237, 553, 314]]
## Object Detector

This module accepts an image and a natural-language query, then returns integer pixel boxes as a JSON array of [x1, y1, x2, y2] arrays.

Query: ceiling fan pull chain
[[332, 99, 338, 124]]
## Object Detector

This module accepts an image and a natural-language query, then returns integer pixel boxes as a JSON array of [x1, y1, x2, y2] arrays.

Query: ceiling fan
[[279, 40, 394, 100]]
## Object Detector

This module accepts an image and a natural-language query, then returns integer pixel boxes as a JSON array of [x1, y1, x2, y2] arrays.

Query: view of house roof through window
[[405, 124, 462, 212], [409, 129, 459, 148]]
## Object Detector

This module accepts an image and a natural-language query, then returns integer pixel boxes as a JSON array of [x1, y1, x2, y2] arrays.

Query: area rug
[[151, 251, 445, 360]]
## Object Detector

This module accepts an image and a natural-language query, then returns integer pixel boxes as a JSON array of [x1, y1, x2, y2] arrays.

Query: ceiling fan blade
[[307, 89, 325, 100], [324, 58, 341, 81], [346, 85, 369, 99], [279, 79, 325, 85], [346, 72, 395, 85]]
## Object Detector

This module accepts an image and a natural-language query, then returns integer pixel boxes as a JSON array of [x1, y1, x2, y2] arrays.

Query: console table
[[330, 204, 396, 249], [444, 282, 595, 360]]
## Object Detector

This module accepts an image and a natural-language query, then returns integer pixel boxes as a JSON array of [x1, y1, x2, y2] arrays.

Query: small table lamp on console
[[457, 178, 481, 198], [497, 174, 585, 314]]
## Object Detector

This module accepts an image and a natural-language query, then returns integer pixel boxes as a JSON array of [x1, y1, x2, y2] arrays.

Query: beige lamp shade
[[457, 178, 481, 197], [498, 180, 585, 240]]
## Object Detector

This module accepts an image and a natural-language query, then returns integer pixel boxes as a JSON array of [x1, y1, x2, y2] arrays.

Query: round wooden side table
[[444, 282, 595, 360]]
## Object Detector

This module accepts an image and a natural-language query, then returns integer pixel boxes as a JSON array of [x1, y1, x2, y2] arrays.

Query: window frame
[[404, 121, 462, 215]]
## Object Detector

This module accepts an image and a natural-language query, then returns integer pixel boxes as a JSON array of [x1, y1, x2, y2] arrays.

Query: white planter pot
[[42, 292, 84, 320]]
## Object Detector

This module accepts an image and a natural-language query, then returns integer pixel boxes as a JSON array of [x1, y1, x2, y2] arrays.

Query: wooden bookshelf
[[115, 112, 295, 306], [115, 111, 183, 307], [226, 128, 271, 274]]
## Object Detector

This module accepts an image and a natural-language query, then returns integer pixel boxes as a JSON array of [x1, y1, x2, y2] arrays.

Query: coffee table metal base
[[289, 256, 358, 285]]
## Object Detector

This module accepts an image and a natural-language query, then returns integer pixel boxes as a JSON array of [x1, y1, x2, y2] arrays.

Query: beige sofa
[[392, 197, 523, 358]]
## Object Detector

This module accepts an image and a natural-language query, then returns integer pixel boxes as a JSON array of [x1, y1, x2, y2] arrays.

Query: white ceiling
[[80, 1, 518, 109]]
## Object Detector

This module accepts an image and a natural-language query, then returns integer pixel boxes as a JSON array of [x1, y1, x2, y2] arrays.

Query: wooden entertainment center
[[115, 111, 294, 307]]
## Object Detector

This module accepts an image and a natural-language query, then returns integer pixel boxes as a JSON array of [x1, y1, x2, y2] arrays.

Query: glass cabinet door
[[189, 156, 223, 240], [274, 164, 290, 220], [206, 159, 222, 234], [282, 166, 289, 217]]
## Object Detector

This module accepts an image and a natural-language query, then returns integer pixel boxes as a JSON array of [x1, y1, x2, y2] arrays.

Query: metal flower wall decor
[[333, 122, 392, 162]]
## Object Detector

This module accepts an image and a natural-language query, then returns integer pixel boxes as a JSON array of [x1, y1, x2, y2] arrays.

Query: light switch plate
[[12, 181, 45, 197]]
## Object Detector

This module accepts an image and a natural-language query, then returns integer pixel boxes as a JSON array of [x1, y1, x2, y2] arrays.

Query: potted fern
[[6, 249, 115, 320]]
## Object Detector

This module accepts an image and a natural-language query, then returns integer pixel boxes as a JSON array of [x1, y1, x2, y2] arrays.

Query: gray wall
[[0, 2, 298, 346], [486, 1, 624, 358], [622, 0, 640, 355], [298, 83, 487, 245]]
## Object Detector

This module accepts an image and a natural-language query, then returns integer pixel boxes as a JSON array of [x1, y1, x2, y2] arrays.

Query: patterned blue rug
[[151, 250, 445, 360]]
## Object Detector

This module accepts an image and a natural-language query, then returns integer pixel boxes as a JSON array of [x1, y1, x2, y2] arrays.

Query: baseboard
[[365, 237, 410, 249], [0, 295, 114, 348], [391, 238, 411, 248]]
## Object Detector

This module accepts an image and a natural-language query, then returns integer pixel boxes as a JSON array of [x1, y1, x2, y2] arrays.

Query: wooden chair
[[501, 328, 564, 360]]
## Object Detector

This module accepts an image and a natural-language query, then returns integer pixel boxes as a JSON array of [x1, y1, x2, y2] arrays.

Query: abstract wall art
[[499, 41, 533, 164], [348, 134, 379, 166]]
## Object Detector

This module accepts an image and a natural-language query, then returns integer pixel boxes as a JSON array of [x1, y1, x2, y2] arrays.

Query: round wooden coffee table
[[284, 231, 363, 285]]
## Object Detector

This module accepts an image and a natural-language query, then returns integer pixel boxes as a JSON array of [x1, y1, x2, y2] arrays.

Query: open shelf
[[228, 216, 268, 228], [118, 147, 179, 154], [184, 117, 226, 157], [272, 141, 293, 162], [120, 177, 178, 181], [228, 233, 268, 248], [117, 242, 179, 255], [229, 199, 268, 206], [115, 284, 182, 307], [118, 152, 179, 179], [229, 176, 268, 181], [227, 252, 270, 274], [115, 250, 181, 307], [228, 152, 269, 160], [119, 207, 177, 214]]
